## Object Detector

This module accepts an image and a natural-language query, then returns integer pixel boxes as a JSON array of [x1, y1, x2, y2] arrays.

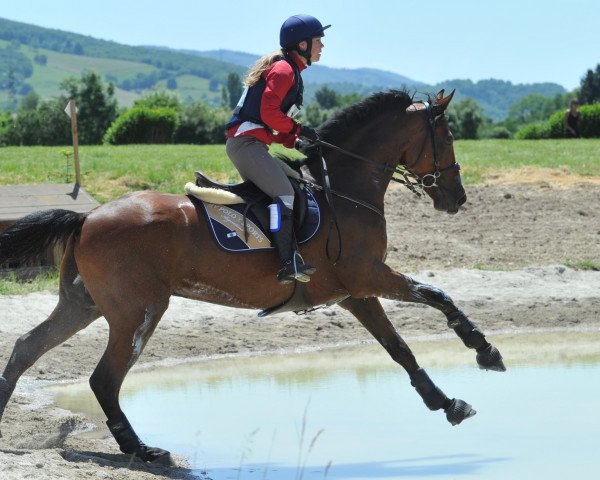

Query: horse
[[0, 89, 505, 463]]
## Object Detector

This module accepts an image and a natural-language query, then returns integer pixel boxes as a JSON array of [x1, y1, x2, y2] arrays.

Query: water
[[52, 332, 600, 479]]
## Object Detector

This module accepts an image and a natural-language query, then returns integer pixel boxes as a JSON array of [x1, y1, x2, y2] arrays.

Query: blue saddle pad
[[199, 188, 321, 253]]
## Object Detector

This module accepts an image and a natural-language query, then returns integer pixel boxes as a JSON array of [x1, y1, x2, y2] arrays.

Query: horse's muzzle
[[431, 186, 466, 214]]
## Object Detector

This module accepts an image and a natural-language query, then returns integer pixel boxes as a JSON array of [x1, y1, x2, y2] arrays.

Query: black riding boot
[[271, 198, 316, 284]]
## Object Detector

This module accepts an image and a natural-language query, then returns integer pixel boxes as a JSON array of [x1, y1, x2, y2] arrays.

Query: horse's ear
[[434, 89, 455, 113]]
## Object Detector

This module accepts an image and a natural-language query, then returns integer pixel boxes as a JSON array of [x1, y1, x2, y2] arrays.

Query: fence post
[[66, 99, 82, 187]]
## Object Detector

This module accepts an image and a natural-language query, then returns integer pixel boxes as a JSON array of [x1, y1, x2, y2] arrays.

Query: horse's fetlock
[[107, 415, 144, 454], [410, 368, 447, 411], [447, 311, 487, 350]]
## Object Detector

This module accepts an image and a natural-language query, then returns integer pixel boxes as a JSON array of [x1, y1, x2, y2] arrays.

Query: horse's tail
[[0, 209, 86, 265]]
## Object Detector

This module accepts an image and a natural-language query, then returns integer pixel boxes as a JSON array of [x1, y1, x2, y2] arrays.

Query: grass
[[1, 139, 599, 293], [564, 260, 600, 271], [455, 139, 600, 183], [1, 139, 599, 202], [0, 268, 60, 295]]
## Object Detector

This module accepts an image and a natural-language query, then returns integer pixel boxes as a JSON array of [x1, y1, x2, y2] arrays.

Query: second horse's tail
[[0, 209, 86, 265]]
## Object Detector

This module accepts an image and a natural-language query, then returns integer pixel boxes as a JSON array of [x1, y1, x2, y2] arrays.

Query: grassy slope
[[0, 39, 221, 107]]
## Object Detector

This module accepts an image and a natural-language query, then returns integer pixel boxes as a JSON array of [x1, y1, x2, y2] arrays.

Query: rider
[[225, 14, 329, 284]]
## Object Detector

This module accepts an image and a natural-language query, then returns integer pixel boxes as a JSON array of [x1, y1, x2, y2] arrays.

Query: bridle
[[303, 100, 460, 263], [313, 101, 460, 202], [402, 100, 461, 193]]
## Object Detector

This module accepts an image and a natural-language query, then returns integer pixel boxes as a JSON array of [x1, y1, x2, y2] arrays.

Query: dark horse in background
[[0, 90, 505, 463]]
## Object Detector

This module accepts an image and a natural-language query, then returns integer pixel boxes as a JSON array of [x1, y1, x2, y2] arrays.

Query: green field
[[1, 139, 598, 203], [2, 139, 598, 293]]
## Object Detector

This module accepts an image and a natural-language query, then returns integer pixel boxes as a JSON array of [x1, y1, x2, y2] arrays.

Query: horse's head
[[404, 90, 466, 214]]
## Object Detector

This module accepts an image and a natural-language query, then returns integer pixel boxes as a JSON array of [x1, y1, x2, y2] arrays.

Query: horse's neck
[[314, 136, 395, 209]]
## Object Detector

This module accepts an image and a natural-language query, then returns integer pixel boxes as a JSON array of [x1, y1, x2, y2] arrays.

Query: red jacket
[[226, 52, 306, 148]]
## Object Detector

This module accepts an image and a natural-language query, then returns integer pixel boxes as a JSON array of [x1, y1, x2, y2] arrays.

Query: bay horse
[[0, 90, 505, 463]]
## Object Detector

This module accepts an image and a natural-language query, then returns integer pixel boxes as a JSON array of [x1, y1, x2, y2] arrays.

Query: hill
[[0, 17, 566, 120]]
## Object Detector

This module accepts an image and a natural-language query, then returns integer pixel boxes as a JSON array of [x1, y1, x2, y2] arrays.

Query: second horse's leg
[[89, 299, 171, 463], [339, 296, 476, 426]]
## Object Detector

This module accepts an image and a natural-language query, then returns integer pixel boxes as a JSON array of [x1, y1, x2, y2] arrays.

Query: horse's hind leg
[[339, 297, 476, 426], [88, 297, 171, 463], [0, 242, 101, 430]]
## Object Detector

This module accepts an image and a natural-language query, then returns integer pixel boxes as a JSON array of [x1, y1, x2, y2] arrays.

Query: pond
[[52, 331, 600, 479]]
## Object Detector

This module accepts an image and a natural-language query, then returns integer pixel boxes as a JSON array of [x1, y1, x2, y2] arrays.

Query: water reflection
[[51, 331, 600, 479]]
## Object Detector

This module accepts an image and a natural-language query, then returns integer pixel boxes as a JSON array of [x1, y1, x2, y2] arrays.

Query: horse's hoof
[[445, 399, 476, 426], [132, 446, 172, 464], [476, 344, 506, 372]]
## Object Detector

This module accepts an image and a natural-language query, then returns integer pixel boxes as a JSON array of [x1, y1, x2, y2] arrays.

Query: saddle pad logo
[[204, 203, 271, 250]]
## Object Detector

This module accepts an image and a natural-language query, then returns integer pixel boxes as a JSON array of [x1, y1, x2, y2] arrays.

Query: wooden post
[[68, 99, 82, 187]]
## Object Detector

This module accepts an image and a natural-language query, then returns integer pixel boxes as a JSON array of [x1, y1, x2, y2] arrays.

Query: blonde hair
[[244, 50, 284, 87]]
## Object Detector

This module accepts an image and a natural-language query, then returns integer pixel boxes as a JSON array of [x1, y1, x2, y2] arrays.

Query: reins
[[304, 100, 460, 264]]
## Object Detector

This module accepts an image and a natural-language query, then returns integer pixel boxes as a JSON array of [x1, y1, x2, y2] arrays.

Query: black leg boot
[[271, 198, 316, 284]]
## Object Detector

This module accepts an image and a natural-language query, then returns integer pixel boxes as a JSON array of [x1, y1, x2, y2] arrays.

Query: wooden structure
[[0, 183, 99, 269]]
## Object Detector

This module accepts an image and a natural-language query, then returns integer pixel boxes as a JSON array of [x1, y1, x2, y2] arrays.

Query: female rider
[[225, 14, 330, 284]]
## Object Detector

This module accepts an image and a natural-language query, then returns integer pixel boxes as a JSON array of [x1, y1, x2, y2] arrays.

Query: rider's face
[[298, 36, 324, 64]]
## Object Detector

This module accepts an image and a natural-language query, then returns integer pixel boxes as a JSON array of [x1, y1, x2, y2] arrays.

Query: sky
[[2, 0, 599, 91]]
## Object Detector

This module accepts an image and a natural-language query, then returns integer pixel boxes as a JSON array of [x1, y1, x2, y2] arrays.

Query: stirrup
[[277, 253, 315, 284]]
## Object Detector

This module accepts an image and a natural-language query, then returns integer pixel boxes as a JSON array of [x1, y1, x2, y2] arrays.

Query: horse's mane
[[318, 89, 414, 145], [275, 89, 415, 173]]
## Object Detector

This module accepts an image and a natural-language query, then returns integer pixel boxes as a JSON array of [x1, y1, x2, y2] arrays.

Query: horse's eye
[[445, 134, 454, 145]]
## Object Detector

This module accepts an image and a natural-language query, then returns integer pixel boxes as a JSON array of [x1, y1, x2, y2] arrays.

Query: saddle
[[186, 171, 322, 316], [193, 171, 309, 230]]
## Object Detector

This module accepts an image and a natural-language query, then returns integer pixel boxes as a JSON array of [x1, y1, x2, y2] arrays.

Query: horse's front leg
[[339, 297, 476, 426], [374, 266, 506, 372]]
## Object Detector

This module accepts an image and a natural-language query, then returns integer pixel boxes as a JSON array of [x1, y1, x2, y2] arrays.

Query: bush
[[174, 103, 228, 144], [545, 111, 564, 138], [516, 122, 550, 139], [0, 97, 71, 146], [103, 106, 179, 144], [580, 102, 600, 137], [487, 126, 512, 139], [515, 104, 600, 139]]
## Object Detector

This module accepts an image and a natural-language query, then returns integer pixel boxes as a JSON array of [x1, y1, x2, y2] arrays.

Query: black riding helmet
[[279, 14, 331, 65]]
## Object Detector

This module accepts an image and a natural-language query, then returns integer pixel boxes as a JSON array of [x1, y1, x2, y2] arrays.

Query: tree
[[175, 102, 229, 144], [226, 72, 243, 110], [315, 86, 339, 109], [18, 90, 40, 112], [579, 64, 600, 105], [60, 71, 118, 144], [449, 98, 484, 140], [133, 90, 180, 110], [5, 97, 71, 145], [503, 93, 567, 133]]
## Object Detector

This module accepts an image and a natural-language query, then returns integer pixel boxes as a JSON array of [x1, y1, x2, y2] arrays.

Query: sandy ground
[[0, 181, 599, 479]]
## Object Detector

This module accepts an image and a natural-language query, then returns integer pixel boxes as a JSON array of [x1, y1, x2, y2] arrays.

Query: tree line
[[2, 64, 600, 147]]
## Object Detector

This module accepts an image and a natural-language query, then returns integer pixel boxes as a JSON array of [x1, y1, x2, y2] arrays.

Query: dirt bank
[[0, 182, 599, 479]]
